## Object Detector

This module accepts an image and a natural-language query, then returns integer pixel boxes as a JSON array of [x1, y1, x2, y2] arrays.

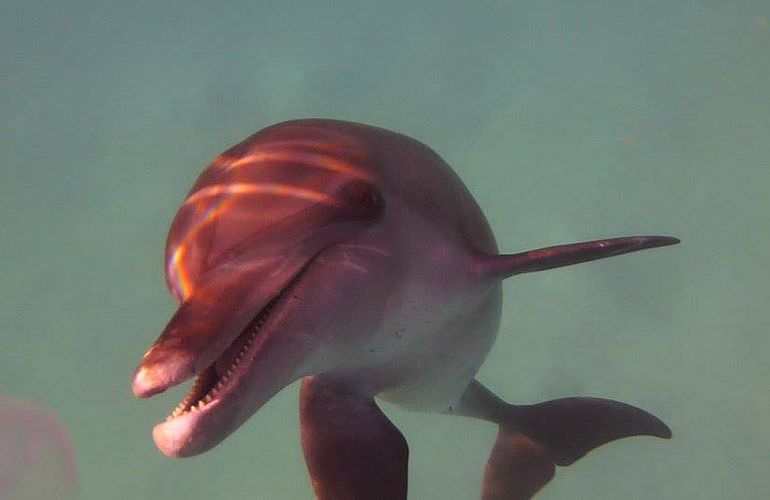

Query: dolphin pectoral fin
[[475, 235, 680, 280], [482, 429, 554, 500], [300, 376, 408, 500]]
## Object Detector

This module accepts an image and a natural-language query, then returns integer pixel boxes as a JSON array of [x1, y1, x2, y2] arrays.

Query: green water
[[2, 1, 768, 498]]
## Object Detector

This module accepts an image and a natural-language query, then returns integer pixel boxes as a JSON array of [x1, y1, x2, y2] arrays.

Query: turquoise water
[[2, 1, 768, 498]]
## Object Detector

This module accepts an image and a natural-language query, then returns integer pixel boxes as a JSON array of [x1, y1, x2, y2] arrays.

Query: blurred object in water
[[0, 397, 78, 500]]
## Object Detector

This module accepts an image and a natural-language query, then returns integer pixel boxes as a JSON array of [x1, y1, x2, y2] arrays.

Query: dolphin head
[[131, 122, 390, 456]]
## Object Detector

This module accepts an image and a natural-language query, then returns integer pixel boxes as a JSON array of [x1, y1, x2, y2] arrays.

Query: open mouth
[[132, 256, 321, 457], [163, 293, 282, 421]]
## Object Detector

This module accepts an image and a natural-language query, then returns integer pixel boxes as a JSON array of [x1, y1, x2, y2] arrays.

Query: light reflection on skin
[[0, 397, 78, 500], [218, 149, 373, 180], [168, 183, 341, 301], [167, 141, 369, 302]]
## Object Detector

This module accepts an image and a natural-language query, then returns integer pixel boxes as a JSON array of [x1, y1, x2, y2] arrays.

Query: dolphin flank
[[132, 119, 678, 499]]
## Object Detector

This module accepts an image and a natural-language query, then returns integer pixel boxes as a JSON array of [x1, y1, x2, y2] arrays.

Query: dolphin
[[132, 119, 678, 499]]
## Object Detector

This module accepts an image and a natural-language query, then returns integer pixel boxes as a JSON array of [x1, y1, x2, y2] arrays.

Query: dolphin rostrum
[[132, 119, 678, 499]]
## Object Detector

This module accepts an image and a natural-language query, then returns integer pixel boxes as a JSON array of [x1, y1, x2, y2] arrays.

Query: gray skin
[[132, 120, 677, 498]]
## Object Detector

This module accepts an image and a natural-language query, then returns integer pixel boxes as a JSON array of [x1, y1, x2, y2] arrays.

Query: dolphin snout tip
[[131, 365, 167, 399], [131, 354, 193, 399]]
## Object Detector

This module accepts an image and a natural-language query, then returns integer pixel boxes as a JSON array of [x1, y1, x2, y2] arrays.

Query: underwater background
[[1, 1, 768, 498]]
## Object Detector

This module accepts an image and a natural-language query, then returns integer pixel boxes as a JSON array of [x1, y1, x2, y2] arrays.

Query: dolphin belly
[[372, 283, 503, 413]]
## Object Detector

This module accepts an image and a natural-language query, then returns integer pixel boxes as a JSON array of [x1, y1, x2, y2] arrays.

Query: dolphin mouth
[[141, 259, 315, 457], [162, 292, 283, 422]]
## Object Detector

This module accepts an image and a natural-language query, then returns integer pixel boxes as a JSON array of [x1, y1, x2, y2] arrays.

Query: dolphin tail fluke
[[475, 235, 680, 280], [482, 429, 555, 500], [482, 397, 671, 499], [510, 397, 672, 466]]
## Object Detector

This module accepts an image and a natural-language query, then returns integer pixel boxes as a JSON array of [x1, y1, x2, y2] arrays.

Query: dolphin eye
[[340, 180, 384, 224]]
